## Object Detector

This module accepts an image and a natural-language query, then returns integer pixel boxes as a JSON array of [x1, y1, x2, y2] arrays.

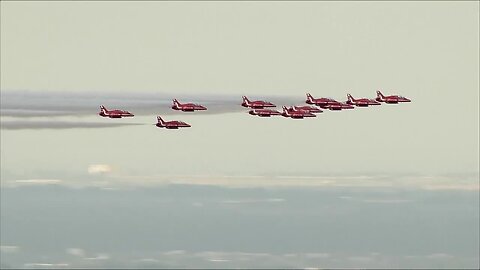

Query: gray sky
[[1, 1, 479, 269]]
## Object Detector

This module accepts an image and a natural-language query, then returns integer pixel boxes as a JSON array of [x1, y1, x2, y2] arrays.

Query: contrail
[[0, 120, 146, 130], [1, 90, 303, 117]]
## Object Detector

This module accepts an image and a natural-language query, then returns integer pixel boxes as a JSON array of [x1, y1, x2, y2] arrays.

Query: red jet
[[248, 109, 281, 117], [346, 93, 381, 107], [241, 96, 276, 108], [305, 93, 339, 108], [375, 90, 411, 104], [322, 101, 355, 111], [291, 105, 323, 113], [155, 116, 191, 129], [282, 106, 316, 119], [172, 99, 207, 112], [98, 105, 134, 118]]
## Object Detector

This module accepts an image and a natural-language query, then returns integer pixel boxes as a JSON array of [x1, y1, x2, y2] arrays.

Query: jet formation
[[98, 90, 411, 129]]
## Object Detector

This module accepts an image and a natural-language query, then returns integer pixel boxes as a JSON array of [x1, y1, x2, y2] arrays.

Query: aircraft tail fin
[[306, 93, 314, 102], [100, 105, 108, 113], [242, 96, 250, 105], [347, 94, 355, 102], [376, 90, 385, 99], [157, 116, 165, 126]]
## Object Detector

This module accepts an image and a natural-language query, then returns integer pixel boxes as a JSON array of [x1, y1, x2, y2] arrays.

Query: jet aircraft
[[248, 109, 281, 117], [172, 99, 207, 112], [322, 102, 355, 111], [241, 96, 276, 108], [282, 106, 316, 119], [291, 105, 323, 113], [155, 116, 191, 129], [98, 105, 134, 118], [305, 93, 339, 108], [375, 90, 411, 104]]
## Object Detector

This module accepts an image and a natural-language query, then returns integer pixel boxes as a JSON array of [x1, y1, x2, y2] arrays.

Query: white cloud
[[136, 258, 160, 263], [110, 173, 480, 191], [87, 164, 112, 175], [84, 253, 110, 260], [66, 248, 85, 257], [304, 253, 331, 259], [0, 245, 20, 253], [283, 253, 299, 258], [24, 263, 69, 268], [192, 202, 204, 207], [360, 199, 413, 204], [14, 179, 62, 185], [208, 259, 230, 262], [347, 256, 374, 263], [4, 172, 478, 192], [421, 184, 479, 191], [162, 250, 186, 256], [339, 196, 413, 204], [426, 253, 454, 259], [220, 198, 285, 204]]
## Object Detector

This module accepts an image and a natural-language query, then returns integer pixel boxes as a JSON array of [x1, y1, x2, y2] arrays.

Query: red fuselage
[[241, 96, 276, 109], [346, 94, 381, 107], [99, 106, 134, 118], [292, 105, 323, 113], [305, 93, 339, 108], [172, 99, 207, 112], [248, 109, 281, 117], [322, 102, 355, 111], [282, 106, 316, 119]]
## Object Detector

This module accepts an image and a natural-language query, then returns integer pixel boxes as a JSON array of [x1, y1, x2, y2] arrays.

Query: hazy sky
[[1, 1, 479, 269]]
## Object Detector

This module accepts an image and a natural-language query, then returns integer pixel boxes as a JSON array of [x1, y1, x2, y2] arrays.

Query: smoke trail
[[1, 90, 303, 117], [0, 120, 146, 130]]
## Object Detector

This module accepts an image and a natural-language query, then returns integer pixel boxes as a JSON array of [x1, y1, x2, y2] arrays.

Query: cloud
[[14, 179, 62, 185], [220, 198, 286, 204], [84, 254, 109, 260], [421, 184, 480, 191], [136, 258, 160, 263], [0, 120, 145, 130], [88, 164, 113, 175], [193, 251, 273, 264], [66, 248, 85, 257], [192, 202, 204, 207], [3, 172, 478, 192], [0, 246, 20, 253], [360, 199, 413, 204], [208, 259, 230, 262], [23, 263, 69, 268], [426, 253, 454, 260], [304, 253, 331, 259], [4, 249, 477, 269], [107, 173, 480, 191], [162, 250, 186, 256], [347, 256, 374, 263], [339, 196, 414, 204]]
